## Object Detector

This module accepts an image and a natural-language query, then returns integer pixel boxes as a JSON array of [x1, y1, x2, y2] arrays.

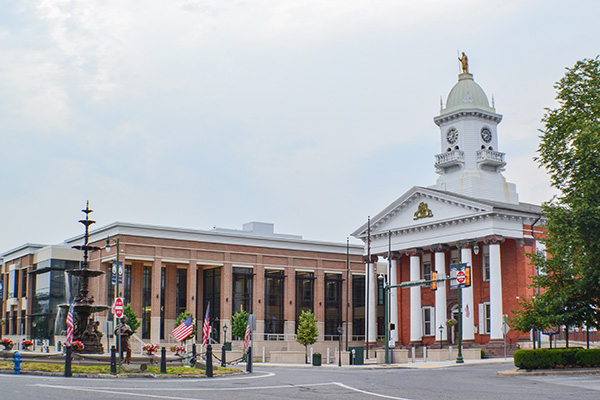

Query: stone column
[[486, 235, 505, 340], [406, 249, 422, 342], [431, 244, 448, 342], [151, 255, 162, 343], [364, 255, 378, 345], [460, 245, 475, 341], [389, 253, 401, 342], [187, 258, 197, 320]]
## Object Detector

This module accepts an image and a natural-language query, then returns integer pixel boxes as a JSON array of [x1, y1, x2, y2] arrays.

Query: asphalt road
[[1, 362, 600, 400]]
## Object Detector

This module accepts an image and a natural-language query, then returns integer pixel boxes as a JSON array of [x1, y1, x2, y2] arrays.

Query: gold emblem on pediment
[[413, 202, 433, 220]]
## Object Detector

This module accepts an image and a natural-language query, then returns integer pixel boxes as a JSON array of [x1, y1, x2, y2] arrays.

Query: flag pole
[[366, 216, 370, 360]]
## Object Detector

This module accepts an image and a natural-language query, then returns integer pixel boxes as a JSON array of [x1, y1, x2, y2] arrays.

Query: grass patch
[[0, 361, 240, 376]]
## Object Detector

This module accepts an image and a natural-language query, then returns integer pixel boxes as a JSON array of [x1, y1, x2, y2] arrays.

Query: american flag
[[172, 316, 194, 342], [65, 303, 74, 347], [465, 304, 471, 318], [244, 318, 251, 350], [202, 303, 211, 347]]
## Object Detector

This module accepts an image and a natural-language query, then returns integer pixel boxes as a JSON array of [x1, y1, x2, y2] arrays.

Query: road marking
[[333, 382, 415, 400], [37, 381, 414, 399]]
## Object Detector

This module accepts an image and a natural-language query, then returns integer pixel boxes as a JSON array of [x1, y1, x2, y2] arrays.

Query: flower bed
[[0, 338, 13, 350], [143, 343, 160, 355]]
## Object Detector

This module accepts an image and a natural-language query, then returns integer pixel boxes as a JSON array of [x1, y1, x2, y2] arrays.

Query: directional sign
[[114, 297, 124, 318], [456, 270, 466, 285]]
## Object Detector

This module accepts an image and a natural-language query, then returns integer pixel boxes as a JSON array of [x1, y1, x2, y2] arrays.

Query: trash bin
[[349, 346, 364, 365], [312, 353, 322, 366]]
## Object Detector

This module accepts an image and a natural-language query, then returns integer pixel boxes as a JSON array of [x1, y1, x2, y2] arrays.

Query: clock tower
[[431, 66, 518, 204]]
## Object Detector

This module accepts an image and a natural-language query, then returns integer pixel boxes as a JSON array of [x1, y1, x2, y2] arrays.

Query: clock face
[[446, 128, 459, 145], [481, 127, 492, 143]]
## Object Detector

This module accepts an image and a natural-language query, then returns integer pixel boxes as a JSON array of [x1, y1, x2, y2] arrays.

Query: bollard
[[206, 344, 213, 378], [411, 346, 415, 363], [423, 345, 427, 362], [110, 345, 117, 374], [221, 344, 226, 368], [13, 352, 22, 374], [191, 344, 197, 366], [64, 345, 72, 377], [246, 346, 253, 373], [160, 347, 167, 373]]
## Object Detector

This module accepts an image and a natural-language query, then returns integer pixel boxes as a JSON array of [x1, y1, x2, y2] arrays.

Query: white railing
[[435, 150, 464, 168], [477, 149, 505, 164]]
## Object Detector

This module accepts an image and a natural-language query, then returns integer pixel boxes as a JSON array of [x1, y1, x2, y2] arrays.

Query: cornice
[[433, 109, 503, 126]]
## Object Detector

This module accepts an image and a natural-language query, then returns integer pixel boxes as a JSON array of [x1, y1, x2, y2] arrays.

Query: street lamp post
[[337, 326, 343, 367], [380, 274, 390, 364], [439, 324, 444, 350], [106, 236, 121, 372]]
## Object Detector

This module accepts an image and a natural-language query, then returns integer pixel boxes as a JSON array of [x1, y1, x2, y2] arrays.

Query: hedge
[[514, 348, 600, 369]]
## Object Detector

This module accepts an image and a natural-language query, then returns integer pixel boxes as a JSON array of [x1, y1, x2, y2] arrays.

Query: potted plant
[[0, 338, 14, 350], [171, 344, 186, 355], [21, 339, 34, 350], [72, 340, 85, 352], [143, 343, 159, 355]]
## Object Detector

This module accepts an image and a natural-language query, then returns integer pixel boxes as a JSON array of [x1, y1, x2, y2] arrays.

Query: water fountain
[[60, 202, 110, 354]]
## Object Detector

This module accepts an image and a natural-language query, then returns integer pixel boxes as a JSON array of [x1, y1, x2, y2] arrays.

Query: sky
[[1, 0, 598, 252]]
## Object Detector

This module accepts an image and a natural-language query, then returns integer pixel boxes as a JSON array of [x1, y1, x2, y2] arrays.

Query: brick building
[[352, 67, 545, 355], [2, 221, 365, 355]]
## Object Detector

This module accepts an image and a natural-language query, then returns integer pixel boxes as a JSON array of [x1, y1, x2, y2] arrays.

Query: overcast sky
[[1, 0, 598, 252]]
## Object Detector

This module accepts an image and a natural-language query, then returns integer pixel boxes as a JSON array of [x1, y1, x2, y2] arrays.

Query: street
[[1, 362, 600, 399]]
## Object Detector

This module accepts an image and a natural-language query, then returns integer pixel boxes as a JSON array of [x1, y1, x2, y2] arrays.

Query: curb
[[498, 368, 600, 376]]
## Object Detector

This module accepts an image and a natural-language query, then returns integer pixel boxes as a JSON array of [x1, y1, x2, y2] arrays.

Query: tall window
[[352, 275, 365, 338], [422, 306, 435, 336], [176, 268, 187, 316], [479, 302, 491, 334], [264, 270, 285, 336], [21, 269, 27, 297], [203, 268, 221, 342], [232, 267, 253, 314], [160, 267, 165, 340], [142, 266, 152, 339], [295, 271, 314, 330], [325, 273, 343, 338], [124, 265, 132, 305], [483, 254, 490, 281]]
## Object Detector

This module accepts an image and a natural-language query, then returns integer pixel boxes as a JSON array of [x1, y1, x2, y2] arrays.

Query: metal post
[[206, 344, 213, 377], [384, 280, 389, 364], [246, 346, 253, 373], [160, 346, 167, 373], [221, 344, 226, 367], [456, 283, 464, 363], [107, 237, 121, 374], [191, 344, 197, 366], [64, 345, 72, 377], [346, 237, 350, 351], [338, 327, 343, 367], [110, 345, 117, 374]]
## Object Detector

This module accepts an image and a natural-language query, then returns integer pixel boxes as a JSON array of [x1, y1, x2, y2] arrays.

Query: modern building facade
[[2, 221, 365, 354], [352, 67, 545, 353]]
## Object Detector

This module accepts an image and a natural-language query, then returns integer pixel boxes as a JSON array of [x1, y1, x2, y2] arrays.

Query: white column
[[366, 260, 377, 344], [410, 254, 422, 342], [461, 247, 475, 341], [489, 243, 504, 339], [390, 258, 399, 342], [434, 251, 447, 342]]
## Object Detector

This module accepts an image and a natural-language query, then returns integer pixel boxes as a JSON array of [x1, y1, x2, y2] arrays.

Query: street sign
[[456, 270, 466, 285], [542, 325, 560, 335], [502, 322, 510, 335], [114, 297, 124, 318], [450, 264, 458, 289]]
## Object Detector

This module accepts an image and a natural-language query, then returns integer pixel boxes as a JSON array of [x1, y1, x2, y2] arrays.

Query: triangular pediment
[[352, 186, 494, 238]]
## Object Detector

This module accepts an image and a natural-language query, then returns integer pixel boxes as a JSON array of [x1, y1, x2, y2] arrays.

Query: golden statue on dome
[[458, 52, 469, 74]]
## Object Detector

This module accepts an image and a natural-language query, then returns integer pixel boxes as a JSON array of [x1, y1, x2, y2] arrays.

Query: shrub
[[514, 348, 600, 369]]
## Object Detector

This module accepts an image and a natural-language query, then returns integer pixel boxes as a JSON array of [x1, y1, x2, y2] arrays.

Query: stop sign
[[114, 297, 124, 318], [456, 270, 466, 285]]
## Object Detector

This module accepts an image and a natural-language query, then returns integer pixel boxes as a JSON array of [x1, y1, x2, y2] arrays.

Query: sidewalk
[[250, 357, 515, 369]]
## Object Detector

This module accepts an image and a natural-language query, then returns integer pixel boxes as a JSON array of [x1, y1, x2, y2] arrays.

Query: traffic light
[[389, 323, 395, 331], [431, 271, 438, 290], [464, 266, 471, 287]]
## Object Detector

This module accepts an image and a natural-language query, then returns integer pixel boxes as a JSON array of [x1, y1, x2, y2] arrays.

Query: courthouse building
[[352, 66, 545, 353]]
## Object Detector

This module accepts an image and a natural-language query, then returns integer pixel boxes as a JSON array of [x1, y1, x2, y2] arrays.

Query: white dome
[[442, 73, 495, 114]]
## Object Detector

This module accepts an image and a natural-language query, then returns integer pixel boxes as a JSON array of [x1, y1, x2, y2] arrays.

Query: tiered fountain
[[60, 202, 109, 354]]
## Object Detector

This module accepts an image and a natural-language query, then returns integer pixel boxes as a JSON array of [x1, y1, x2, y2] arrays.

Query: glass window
[[325, 273, 343, 338], [176, 268, 187, 317], [295, 271, 314, 330], [124, 265, 132, 305], [422, 306, 435, 336], [203, 268, 221, 342], [8, 270, 16, 299], [483, 254, 490, 281], [160, 267, 165, 340], [264, 270, 285, 335], [142, 266, 152, 339], [352, 275, 365, 338], [232, 267, 253, 314], [21, 269, 27, 297], [423, 262, 432, 287]]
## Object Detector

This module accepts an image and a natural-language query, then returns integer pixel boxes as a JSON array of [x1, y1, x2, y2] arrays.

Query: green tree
[[123, 303, 141, 334], [514, 56, 600, 339], [230, 310, 249, 339], [174, 310, 197, 340], [296, 310, 318, 363]]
